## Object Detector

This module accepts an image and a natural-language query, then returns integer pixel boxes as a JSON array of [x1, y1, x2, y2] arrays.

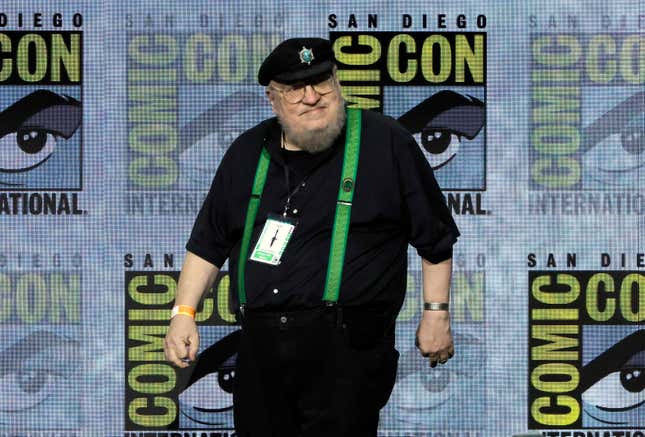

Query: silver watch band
[[424, 302, 449, 311]]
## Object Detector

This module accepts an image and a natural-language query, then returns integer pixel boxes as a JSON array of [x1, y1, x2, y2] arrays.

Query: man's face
[[266, 71, 345, 152]]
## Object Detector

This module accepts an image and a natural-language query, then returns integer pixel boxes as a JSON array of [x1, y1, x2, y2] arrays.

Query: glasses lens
[[312, 76, 334, 95], [276, 75, 334, 103], [283, 87, 305, 103]]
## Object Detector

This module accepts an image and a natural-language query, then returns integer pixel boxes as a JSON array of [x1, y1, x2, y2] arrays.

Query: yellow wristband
[[171, 305, 196, 319]]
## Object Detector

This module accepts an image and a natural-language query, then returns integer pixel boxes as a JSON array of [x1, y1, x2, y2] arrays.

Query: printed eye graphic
[[583, 369, 644, 411], [581, 91, 645, 188], [0, 330, 77, 414], [179, 356, 235, 418], [412, 129, 462, 171], [389, 332, 484, 412], [0, 90, 81, 178], [177, 92, 267, 187], [421, 129, 458, 154], [398, 90, 485, 170], [0, 129, 57, 173], [620, 112, 644, 155], [581, 330, 645, 425], [178, 330, 240, 427], [0, 369, 57, 412], [621, 367, 645, 393]]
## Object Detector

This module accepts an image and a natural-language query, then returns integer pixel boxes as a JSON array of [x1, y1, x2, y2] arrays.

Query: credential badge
[[299, 46, 314, 65]]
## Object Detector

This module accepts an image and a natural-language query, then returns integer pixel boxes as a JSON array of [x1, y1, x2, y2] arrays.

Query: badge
[[299, 46, 314, 65], [249, 213, 298, 265]]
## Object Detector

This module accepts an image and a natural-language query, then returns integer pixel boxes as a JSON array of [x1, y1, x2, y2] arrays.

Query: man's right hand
[[164, 314, 199, 368]]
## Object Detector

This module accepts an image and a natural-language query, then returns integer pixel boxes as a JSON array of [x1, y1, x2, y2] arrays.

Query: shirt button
[[292, 208, 299, 214], [273, 288, 279, 294], [280, 315, 287, 324], [301, 182, 306, 187]]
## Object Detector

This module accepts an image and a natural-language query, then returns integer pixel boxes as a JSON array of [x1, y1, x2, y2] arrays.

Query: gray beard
[[279, 104, 346, 154]]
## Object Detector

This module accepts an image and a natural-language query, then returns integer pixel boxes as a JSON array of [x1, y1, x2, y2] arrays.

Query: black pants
[[233, 306, 399, 437]]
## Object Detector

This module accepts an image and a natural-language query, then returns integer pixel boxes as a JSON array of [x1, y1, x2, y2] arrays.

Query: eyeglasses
[[269, 74, 336, 104]]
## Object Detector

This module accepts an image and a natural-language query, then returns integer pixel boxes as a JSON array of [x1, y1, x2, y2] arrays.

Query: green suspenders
[[237, 108, 362, 310], [237, 147, 271, 307], [322, 108, 361, 303]]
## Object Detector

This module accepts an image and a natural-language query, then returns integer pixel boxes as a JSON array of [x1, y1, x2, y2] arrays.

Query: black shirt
[[186, 109, 459, 315]]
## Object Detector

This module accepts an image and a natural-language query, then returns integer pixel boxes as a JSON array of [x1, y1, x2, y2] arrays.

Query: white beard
[[278, 102, 347, 154]]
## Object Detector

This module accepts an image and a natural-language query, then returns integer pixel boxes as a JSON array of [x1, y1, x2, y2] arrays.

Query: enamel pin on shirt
[[249, 213, 297, 265]]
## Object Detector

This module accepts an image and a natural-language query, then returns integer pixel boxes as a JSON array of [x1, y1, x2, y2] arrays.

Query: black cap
[[258, 38, 335, 86]]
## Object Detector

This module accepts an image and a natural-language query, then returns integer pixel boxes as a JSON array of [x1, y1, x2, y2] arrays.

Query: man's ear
[[265, 88, 277, 113]]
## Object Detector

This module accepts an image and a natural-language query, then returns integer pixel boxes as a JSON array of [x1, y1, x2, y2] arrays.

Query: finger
[[176, 338, 192, 363], [165, 343, 189, 368], [163, 339, 171, 362], [430, 359, 438, 368], [187, 336, 199, 362], [170, 336, 193, 367], [163, 338, 176, 363]]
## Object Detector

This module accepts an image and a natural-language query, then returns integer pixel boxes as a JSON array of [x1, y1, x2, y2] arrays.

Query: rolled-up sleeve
[[394, 132, 460, 263]]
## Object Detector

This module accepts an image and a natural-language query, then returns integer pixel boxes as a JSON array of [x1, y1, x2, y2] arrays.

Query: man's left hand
[[415, 310, 454, 367]]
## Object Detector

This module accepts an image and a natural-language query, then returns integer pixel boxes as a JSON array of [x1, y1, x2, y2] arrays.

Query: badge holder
[[249, 213, 298, 265]]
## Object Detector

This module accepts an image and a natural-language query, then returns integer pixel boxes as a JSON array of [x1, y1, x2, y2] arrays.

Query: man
[[164, 37, 459, 436]]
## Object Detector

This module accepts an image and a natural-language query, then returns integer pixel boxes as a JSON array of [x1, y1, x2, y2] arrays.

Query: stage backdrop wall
[[0, 1, 643, 436]]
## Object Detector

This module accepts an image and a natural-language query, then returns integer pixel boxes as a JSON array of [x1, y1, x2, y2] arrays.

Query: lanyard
[[237, 108, 362, 309], [280, 154, 307, 217], [282, 174, 306, 217], [280, 133, 328, 217]]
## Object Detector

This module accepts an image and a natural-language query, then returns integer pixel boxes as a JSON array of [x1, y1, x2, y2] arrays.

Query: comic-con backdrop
[[0, 1, 642, 436]]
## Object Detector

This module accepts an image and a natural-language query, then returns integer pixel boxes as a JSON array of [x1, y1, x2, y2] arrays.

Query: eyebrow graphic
[[398, 90, 485, 140], [580, 329, 645, 393], [0, 330, 78, 373], [180, 329, 241, 389], [0, 90, 81, 139], [177, 91, 265, 155], [581, 91, 644, 155]]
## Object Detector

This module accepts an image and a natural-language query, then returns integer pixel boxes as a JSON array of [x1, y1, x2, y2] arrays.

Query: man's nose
[[301, 85, 321, 104]]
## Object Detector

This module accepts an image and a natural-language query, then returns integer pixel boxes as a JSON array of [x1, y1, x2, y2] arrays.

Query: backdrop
[[0, 1, 643, 436]]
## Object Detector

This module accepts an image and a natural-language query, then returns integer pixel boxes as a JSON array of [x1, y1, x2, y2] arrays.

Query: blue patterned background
[[0, 1, 642, 436]]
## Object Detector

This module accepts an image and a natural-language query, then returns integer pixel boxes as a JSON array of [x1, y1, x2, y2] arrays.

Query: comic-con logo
[[125, 33, 280, 215], [528, 270, 644, 430], [125, 270, 237, 431], [381, 268, 486, 431], [529, 34, 644, 215], [398, 90, 485, 179], [330, 31, 489, 215], [0, 270, 81, 429], [0, 31, 83, 215], [0, 90, 81, 188]]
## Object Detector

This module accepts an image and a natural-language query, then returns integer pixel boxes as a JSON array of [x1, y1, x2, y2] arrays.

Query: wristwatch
[[423, 302, 449, 311]]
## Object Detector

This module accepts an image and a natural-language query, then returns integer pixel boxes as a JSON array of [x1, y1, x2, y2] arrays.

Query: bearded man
[[164, 37, 460, 437]]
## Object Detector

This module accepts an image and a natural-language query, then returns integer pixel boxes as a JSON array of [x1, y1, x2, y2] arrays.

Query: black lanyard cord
[[282, 163, 307, 216], [280, 130, 338, 216], [281, 131, 309, 216]]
